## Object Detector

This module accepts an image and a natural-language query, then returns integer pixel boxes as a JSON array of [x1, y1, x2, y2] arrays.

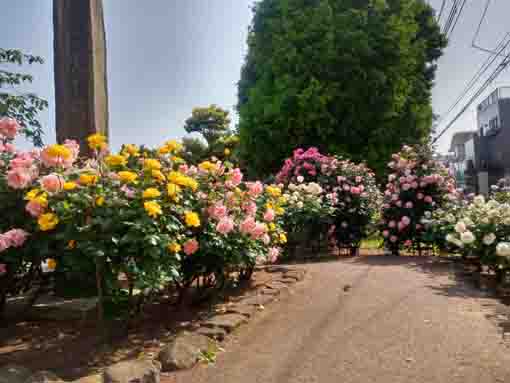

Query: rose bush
[[380, 145, 457, 255], [0, 119, 287, 319]]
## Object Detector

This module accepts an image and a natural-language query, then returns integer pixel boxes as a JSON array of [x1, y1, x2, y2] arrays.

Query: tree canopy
[[237, 0, 446, 178], [184, 104, 232, 147], [0, 48, 48, 146]]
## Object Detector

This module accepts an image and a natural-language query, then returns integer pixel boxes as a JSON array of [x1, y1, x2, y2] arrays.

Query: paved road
[[166, 256, 510, 383]]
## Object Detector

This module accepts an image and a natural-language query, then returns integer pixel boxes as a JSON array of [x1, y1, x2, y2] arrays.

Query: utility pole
[[53, 0, 109, 153]]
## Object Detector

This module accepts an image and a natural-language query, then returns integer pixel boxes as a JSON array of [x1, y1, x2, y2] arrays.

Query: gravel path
[[165, 256, 510, 383]]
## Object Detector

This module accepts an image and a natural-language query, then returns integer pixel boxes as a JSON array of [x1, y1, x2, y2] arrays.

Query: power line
[[433, 51, 510, 144], [437, 0, 447, 22], [442, 0, 459, 35], [471, 0, 508, 56], [446, 0, 467, 39], [436, 34, 510, 126]]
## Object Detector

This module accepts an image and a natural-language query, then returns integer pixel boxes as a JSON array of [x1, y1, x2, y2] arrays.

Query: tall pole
[[53, 0, 109, 153]]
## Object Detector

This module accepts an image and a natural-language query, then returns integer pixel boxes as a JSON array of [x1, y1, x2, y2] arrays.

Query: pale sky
[[2, 0, 509, 153]]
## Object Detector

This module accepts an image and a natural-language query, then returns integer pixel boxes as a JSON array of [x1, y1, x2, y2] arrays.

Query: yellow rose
[[25, 188, 41, 201], [143, 188, 161, 199], [184, 211, 201, 228], [167, 242, 182, 253], [63, 182, 77, 191], [117, 171, 138, 184], [144, 201, 162, 218], [87, 133, 107, 150], [165, 140, 183, 153], [158, 146, 170, 155], [269, 223, 276, 231], [67, 240, 76, 249], [121, 144, 140, 157], [279, 233, 287, 244], [105, 154, 127, 167], [198, 161, 217, 172], [275, 206, 285, 215], [95, 196, 105, 206], [224, 148, 231, 156], [46, 258, 57, 271], [143, 158, 162, 171], [167, 183, 182, 198], [266, 186, 282, 197], [79, 173, 99, 186], [38, 213, 59, 231], [44, 144, 72, 160], [151, 169, 166, 182]]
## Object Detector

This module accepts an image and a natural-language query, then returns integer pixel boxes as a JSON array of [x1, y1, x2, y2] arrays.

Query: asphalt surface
[[166, 256, 510, 383]]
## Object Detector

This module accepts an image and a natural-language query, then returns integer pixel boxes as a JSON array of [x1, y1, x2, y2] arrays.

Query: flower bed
[[0, 118, 286, 319]]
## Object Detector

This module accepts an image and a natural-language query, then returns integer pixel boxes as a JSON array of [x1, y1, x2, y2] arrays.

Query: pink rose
[[25, 200, 46, 217], [228, 168, 243, 187], [208, 202, 228, 220], [268, 247, 280, 263], [10, 152, 35, 169], [417, 193, 424, 200], [3, 229, 29, 248], [297, 175, 304, 183], [401, 216, 411, 226], [343, 185, 350, 191], [7, 168, 32, 189], [240, 217, 256, 235], [402, 183, 411, 191], [247, 181, 263, 197], [216, 216, 234, 235], [0, 263, 6, 274], [391, 194, 399, 201], [250, 223, 267, 240], [382, 230, 390, 238], [263, 209, 275, 222], [398, 222, 406, 231], [120, 184, 135, 198], [178, 164, 189, 173], [390, 235, 398, 243], [0, 235, 10, 252], [404, 240, 413, 247], [395, 200, 402, 207], [242, 201, 257, 216], [350, 187, 361, 195], [40, 174, 64, 193], [0, 117, 20, 139], [416, 224, 422, 230], [388, 221, 396, 228], [405, 201, 413, 209], [424, 196, 433, 204], [183, 238, 199, 255], [355, 176, 362, 183], [261, 234, 271, 245]]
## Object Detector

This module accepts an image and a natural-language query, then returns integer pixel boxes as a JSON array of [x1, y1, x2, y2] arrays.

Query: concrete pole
[[53, 0, 109, 153]]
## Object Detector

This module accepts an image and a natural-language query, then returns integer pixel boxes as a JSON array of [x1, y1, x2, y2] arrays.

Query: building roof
[[449, 131, 476, 153]]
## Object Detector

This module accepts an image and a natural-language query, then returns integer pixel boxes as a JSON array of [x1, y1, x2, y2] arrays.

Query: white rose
[[297, 176, 304, 183], [454, 221, 467, 234], [474, 195, 485, 206], [460, 231, 476, 244], [496, 242, 510, 257], [446, 214, 456, 223], [288, 184, 297, 191], [296, 201, 304, 209], [483, 233, 496, 246]]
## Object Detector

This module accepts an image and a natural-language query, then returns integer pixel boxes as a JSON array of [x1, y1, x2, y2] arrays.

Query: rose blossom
[[0, 117, 20, 139], [404, 240, 413, 247], [417, 193, 424, 200], [183, 238, 199, 255], [7, 168, 32, 189], [263, 209, 275, 222], [401, 216, 411, 226], [405, 201, 413, 209], [424, 196, 433, 204], [388, 221, 396, 228], [120, 184, 135, 198], [25, 200, 46, 217], [216, 216, 235, 235], [382, 230, 390, 238], [228, 168, 243, 187], [3, 229, 29, 248], [242, 201, 257, 216], [262, 234, 271, 245], [268, 247, 280, 263], [350, 187, 361, 195], [240, 217, 257, 235], [40, 174, 64, 193], [247, 181, 263, 197], [208, 202, 228, 220], [390, 235, 398, 243], [0, 235, 10, 252], [0, 264, 6, 274], [250, 223, 267, 240]]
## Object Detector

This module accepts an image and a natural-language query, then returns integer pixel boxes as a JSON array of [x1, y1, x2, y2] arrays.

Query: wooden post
[[53, 0, 109, 153]]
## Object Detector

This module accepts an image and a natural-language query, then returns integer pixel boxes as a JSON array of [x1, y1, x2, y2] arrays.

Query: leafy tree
[[237, 0, 446, 178], [181, 137, 209, 164], [0, 48, 48, 146], [184, 105, 232, 146]]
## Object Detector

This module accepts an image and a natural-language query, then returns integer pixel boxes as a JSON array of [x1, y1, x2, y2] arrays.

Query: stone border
[[0, 266, 306, 383]]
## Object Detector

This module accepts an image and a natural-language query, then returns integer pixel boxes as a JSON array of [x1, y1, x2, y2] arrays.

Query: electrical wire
[[442, 0, 459, 35], [436, 34, 510, 126], [446, 0, 466, 39], [471, 0, 508, 57], [433, 51, 510, 144], [437, 0, 447, 22]]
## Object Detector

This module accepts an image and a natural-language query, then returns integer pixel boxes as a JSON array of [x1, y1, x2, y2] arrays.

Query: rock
[[71, 375, 102, 383], [283, 270, 305, 281], [103, 359, 161, 383], [226, 304, 256, 318], [261, 288, 280, 296], [25, 371, 64, 383], [202, 314, 248, 333], [278, 277, 298, 285], [238, 294, 274, 307], [265, 281, 288, 290], [30, 296, 98, 321], [265, 266, 290, 273], [158, 332, 212, 371], [0, 365, 32, 383], [196, 326, 227, 341]]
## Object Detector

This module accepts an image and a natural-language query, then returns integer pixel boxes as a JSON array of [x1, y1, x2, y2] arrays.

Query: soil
[[0, 269, 275, 381]]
